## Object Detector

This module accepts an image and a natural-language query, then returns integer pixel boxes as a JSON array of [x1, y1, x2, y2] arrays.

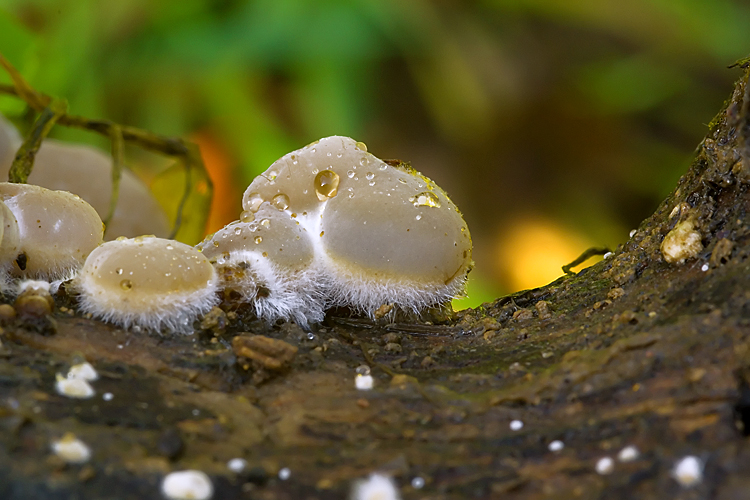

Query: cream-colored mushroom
[[72, 236, 218, 333], [232, 136, 472, 321], [0, 183, 103, 279], [0, 114, 170, 239], [197, 204, 323, 325], [241, 136, 472, 318]]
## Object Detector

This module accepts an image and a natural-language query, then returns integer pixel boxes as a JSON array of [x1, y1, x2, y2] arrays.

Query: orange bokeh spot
[[191, 131, 242, 234], [495, 217, 597, 292]]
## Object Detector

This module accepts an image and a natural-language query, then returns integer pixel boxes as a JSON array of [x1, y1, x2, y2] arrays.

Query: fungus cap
[[73, 236, 218, 333], [0, 116, 170, 239], [197, 206, 322, 325], [197, 204, 314, 273], [0, 200, 20, 264], [0, 182, 104, 279], [241, 137, 360, 216], [240, 136, 472, 317]]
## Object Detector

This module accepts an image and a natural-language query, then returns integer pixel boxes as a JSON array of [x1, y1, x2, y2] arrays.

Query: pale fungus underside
[[4, 65, 750, 500]]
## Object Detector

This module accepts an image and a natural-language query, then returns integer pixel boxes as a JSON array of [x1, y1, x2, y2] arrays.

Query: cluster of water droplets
[[197, 136, 472, 325]]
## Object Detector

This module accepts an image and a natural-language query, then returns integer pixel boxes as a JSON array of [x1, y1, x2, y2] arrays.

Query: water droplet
[[355, 141, 367, 152], [398, 178, 407, 184], [165, 243, 174, 250], [115, 268, 123, 275], [347, 170, 355, 178], [272, 193, 290, 211], [379, 163, 387, 171], [116, 236, 127, 241], [314, 170, 340, 201], [262, 251, 268, 257], [336, 153, 343, 158], [411, 477, 425, 489], [246, 192, 263, 212], [234, 227, 242, 236], [260, 219, 270, 228], [368, 181, 375, 186], [268, 171, 278, 182], [311, 168, 319, 175], [120, 280, 133, 291], [416, 214, 422, 220], [240, 210, 255, 223], [254, 236, 262, 244], [212, 241, 220, 247], [306, 332, 315, 340], [413, 191, 441, 208], [356, 365, 371, 375], [366, 172, 374, 180]]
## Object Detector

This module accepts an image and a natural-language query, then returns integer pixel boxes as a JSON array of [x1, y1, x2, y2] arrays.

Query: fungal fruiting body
[[0, 114, 20, 169], [0, 182, 103, 280], [0, 114, 170, 239], [196, 203, 323, 325], [201, 136, 472, 323], [72, 236, 219, 333]]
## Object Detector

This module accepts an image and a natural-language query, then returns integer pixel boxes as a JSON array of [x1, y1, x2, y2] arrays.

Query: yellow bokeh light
[[495, 217, 598, 292]]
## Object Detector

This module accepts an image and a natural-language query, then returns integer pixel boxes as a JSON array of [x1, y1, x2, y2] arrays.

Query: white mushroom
[[0, 114, 170, 239], [72, 236, 218, 333], [239, 136, 473, 319], [196, 203, 323, 325], [0, 182, 103, 280]]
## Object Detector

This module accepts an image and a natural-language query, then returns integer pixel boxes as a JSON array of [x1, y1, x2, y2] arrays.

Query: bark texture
[[3, 65, 750, 499]]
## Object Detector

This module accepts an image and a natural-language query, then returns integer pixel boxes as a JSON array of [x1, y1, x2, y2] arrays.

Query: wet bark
[[3, 65, 750, 500]]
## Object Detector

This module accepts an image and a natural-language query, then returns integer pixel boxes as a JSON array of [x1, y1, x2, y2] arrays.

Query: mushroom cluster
[[0, 115, 170, 239], [0, 133, 472, 333], [198, 136, 473, 325]]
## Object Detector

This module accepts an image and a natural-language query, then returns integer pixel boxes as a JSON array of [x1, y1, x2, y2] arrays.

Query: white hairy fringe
[[0, 265, 79, 296], [319, 260, 468, 319], [48, 267, 82, 295], [0, 267, 13, 296], [71, 274, 220, 335], [220, 250, 325, 326], [16, 258, 84, 283]]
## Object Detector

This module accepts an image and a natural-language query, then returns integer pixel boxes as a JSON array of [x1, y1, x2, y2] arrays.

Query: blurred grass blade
[[150, 155, 212, 245]]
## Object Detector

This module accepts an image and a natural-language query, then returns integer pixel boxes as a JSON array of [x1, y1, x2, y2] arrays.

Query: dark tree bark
[[3, 64, 750, 500]]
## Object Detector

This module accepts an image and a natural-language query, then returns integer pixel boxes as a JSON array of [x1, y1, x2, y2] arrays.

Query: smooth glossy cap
[[198, 204, 314, 273], [321, 160, 471, 284], [74, 236, 218, 332], [0, 183, 104, 278]]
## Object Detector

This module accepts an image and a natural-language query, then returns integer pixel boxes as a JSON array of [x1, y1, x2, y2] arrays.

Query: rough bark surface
[[3, 66, 750, 500]]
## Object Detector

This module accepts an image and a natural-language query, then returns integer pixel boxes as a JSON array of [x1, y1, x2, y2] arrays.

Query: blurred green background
[[1, 0, 748, 308]]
